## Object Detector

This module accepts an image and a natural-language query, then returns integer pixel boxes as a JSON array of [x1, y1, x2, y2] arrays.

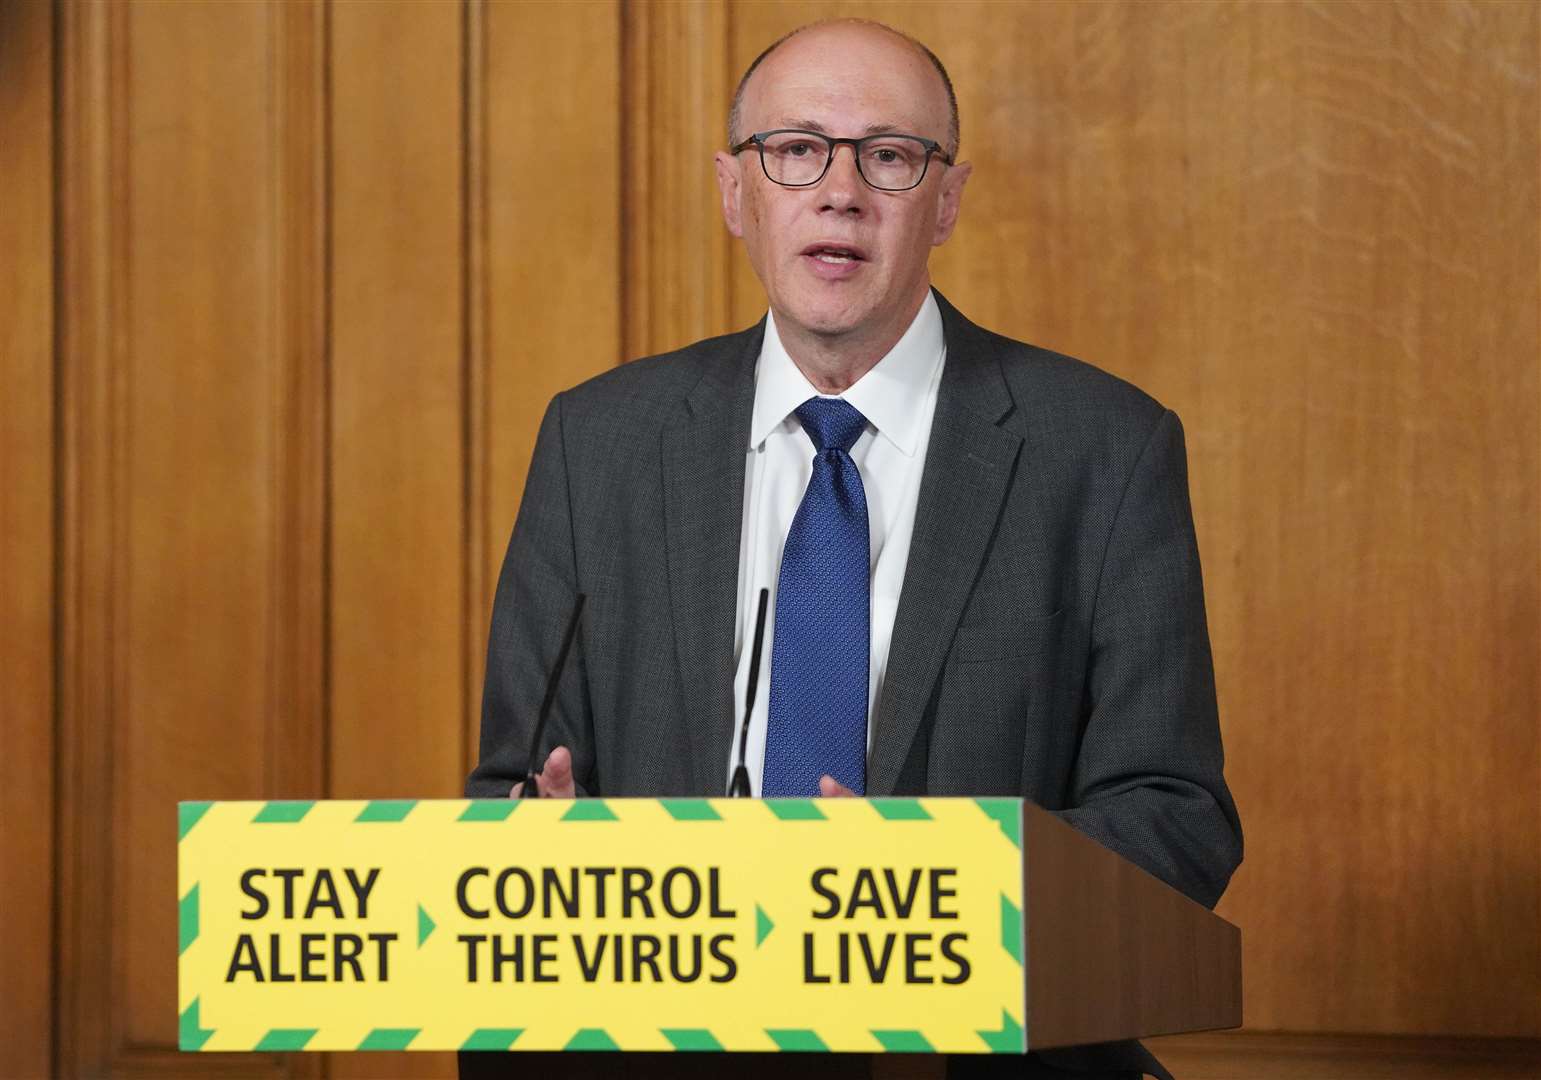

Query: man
[[467, 19, 1241, 1080]]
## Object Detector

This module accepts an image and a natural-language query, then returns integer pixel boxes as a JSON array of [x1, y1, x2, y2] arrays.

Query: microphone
[[728, 588, 770, 797], [519, 593, 586, 798]]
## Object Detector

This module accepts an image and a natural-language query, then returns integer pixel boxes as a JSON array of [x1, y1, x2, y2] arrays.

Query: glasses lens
[[858, 136, 930, 190], [759, 132, 831, 185]]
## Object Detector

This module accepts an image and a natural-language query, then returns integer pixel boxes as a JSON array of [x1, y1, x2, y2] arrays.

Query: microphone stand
[[728, 588, 770, 797], [519, 593, 586, 798]]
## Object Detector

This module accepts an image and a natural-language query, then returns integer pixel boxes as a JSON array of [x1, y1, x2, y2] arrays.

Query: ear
[[714, 151, 745, 238], [930, 159, 972, 247]]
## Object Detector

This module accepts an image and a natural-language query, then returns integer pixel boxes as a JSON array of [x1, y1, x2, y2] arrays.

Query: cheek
[[737, 191, 767, 264], [900, 208, 941, 261]]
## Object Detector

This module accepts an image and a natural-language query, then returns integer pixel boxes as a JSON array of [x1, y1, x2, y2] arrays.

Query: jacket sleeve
[[466, 393, 596, 799], [1055, 408, 1243, 909]]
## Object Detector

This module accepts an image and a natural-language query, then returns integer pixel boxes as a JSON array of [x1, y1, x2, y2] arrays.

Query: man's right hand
[[509, 745, 577, 798]]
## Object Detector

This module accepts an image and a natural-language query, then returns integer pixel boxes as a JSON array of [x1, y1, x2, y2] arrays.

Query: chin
[[784, 292, 872, 340]]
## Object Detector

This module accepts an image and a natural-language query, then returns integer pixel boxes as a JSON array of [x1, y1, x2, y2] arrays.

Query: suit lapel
[[867, 293, 1022, 794], [662, 325, 762, 795]]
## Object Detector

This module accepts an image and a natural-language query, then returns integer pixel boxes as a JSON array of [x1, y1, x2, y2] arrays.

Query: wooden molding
[[266, 0, 329, 808], [55, 1, 131, 1071], [55, 2, 330, 1074], [264, 4, 330, 1073], [621, 0, 736, 358], [0, 0, 57, 1075], [463, 0, 490, 786]]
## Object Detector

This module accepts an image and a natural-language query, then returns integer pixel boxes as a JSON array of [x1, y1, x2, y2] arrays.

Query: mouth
[[800, 242, 868, 265]]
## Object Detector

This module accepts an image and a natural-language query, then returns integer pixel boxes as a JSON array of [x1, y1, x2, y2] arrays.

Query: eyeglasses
[[730, 129, 952, 192]]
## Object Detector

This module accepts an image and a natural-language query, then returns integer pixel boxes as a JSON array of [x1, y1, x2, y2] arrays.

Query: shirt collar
[[749, 290, 945, 457]]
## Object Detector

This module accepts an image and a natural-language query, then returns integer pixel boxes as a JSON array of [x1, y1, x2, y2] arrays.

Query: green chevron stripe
[[1000, 893, 1023, 965], [767, 1029, 828, 1051], [977, 1009, 1025, 1053], [418, 904, 436, 946], [252, 801, 314, 824], [756, 904, 774, 947], [458, 800, 520, 822], [178, 997, 213, 1051], [871, 799, 931, 820], [178, 884, 199, 955], [358, 1028, 419, 1050], [356, 799, 417, 822], [178, 801, 212, 841], [872, 1029, 934, 1052], [254, 1028, 317, 1051], [561, 801, 618, 822], [662, 1028, 723, 1051], [461, 1028, 524, 1050], [975, 798, 1022, 848], [765, 799, 825, 821], [565, 1028, 619, 1050], [661, 799, 721, 821]]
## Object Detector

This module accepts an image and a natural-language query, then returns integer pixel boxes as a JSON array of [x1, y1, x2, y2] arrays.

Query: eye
[[783, 141, 815, 157], [863, 140, 921, 167]]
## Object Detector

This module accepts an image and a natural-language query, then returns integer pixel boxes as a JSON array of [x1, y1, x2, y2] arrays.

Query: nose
[[817, 143, 866, 214]]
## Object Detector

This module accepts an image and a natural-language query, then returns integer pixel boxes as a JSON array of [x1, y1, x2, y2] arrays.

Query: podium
[[177, 796, 1238, 1067]]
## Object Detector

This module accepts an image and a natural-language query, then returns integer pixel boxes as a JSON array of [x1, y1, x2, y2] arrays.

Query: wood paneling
[[476, 0, 625, 766], [16, 0, 1539, 1072], [119, 0, 313, 1046], [267, 0, 329, 811], [328, 0, 465, 808], [56, 0, 135, 1070], [728, 0, 1541, 1037], [328, 1, 466, 1075], [56, 1, 324, 1074], [0, 1, 55, 1076], [622, 0, 736, 357]]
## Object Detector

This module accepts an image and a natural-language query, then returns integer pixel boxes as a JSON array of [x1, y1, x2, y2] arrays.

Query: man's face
[[715, 25, 971, 352]]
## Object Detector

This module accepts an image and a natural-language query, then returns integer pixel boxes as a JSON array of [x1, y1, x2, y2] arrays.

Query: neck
[[777, 284, 929, 395]]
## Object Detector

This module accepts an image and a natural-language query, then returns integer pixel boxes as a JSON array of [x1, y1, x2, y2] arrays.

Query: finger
[[818, 774, 856, 798], [539, 745, 578, 799], [509, 781, 523, 798]]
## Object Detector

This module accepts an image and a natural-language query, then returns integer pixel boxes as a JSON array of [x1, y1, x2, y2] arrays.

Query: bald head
[[727, 19, 960, 158]]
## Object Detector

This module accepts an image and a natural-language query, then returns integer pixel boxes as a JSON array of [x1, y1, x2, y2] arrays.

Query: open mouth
[[801, 243, 867, 264]]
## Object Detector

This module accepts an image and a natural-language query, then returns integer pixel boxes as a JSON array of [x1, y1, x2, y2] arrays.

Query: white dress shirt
[[726, 292, 946, 792]]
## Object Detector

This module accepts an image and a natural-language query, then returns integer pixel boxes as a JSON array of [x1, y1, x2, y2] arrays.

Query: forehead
[[741, 26, 950, 139]]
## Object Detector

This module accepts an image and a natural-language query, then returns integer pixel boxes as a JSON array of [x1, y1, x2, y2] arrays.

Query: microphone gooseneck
[[519, 593, 587, 798], [728, 588, 771, 797]]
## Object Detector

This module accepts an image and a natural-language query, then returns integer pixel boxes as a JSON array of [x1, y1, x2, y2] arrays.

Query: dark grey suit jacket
[[466, 291, 1242, 1079]]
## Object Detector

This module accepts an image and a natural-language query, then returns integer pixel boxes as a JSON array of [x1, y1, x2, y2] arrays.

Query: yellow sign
[[177, 797, 1027, 1054]]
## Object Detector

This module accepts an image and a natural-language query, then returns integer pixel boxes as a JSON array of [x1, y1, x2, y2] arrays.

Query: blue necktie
[[762, 398, 870, 797]]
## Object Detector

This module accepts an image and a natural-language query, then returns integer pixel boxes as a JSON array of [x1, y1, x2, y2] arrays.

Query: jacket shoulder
[[556, 324, 759, 418], [987, 329, 1167, 426]]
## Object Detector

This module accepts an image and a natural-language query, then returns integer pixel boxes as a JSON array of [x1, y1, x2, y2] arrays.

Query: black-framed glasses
[[730, 129, 952, 192]]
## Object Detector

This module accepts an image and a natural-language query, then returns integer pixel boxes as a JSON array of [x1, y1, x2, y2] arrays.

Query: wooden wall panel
[[726, 0, 1541, 1038], [328, 1, 466, 1075], [56, 1, 323, 1074], [329, 0, 465, 807], [55, 5, 127, 1069], [621, 0, 736, 358], [0, 1, 55, 1076], [474, 0, 625, 765], [16, 1, 1535, 1072], [119, 0, 286, 1044]]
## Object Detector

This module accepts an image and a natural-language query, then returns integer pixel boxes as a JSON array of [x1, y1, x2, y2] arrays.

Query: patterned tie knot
[[795, 397, 868, 455]]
